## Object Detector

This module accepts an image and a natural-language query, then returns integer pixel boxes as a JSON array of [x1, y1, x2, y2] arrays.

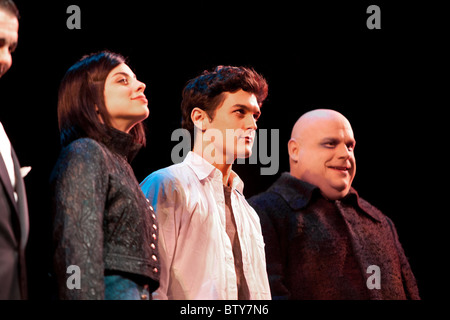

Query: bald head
[[288, 109, 356, 200], [291, 109, 352, 141]]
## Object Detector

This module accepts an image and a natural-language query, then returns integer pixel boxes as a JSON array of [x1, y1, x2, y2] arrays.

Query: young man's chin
[[235, 149, 252, 160]]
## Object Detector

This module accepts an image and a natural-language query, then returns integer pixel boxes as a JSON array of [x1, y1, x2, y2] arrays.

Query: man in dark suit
[[0, 0, 29, 300]]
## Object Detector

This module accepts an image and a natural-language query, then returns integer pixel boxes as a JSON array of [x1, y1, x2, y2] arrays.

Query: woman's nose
[[136, 80, 146, 92]]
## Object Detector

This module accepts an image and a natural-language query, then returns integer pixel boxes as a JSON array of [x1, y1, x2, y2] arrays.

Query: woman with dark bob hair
[[50, 51, 159, 299]]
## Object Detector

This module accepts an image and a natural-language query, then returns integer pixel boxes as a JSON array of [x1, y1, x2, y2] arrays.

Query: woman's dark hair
[[57, 51, 146, 147], [181, 65, 268, 147]]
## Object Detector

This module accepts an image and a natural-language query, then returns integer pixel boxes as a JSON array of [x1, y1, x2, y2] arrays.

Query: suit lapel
[[11, 147, 29, 250], [0, 153, 18, 213]]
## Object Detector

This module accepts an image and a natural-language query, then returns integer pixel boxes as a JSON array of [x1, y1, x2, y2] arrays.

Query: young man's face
[[204, 89, 261, 164]]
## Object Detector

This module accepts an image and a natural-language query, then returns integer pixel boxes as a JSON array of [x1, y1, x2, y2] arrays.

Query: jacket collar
[[100, 127, 142, 163], [269, 172, 382, 222], [184, 151, 245, 194]]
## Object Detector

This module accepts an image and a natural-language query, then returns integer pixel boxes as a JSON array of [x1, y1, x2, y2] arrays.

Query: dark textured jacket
[[50, 129, 159, 299], [248, 173, 420, 300]]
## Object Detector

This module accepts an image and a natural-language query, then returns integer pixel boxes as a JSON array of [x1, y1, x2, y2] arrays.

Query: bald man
[[248, 109, 420, 300]]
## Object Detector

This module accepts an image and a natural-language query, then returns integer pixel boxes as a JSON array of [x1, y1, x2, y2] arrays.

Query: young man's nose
[[246, 115, 257, 131]]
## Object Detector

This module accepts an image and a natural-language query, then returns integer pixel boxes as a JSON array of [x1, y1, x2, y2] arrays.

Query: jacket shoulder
[[248, 191, 291, 217], [61, 138, 105, 162], [50, 138, 107, 183]]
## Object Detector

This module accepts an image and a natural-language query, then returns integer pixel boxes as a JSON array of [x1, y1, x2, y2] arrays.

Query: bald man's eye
[[323, 142, 336, 149]]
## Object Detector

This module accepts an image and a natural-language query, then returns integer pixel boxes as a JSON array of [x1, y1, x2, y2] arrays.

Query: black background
[[0, 0, 442, 305]]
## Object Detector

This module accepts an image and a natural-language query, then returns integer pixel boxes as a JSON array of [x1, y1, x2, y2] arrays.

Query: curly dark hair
[[181, 65, 268, 148]]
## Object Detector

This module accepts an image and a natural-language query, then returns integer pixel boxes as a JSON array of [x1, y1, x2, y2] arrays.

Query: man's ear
[[288, 138, 300, 162], [191, 107, 209, 132]]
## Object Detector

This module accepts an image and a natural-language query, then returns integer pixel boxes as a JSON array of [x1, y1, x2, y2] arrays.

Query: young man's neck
[[192, 145, 234, 186]]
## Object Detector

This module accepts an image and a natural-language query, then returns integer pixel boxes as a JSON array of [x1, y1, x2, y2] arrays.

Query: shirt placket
[[211, 173, 237, 299], [230, 191, 252, 298]]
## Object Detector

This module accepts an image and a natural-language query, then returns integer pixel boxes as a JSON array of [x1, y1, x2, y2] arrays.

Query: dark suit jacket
[[0, 147, 29, 299]]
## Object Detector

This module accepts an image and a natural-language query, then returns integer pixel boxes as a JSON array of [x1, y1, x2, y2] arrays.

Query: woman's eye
[[118, 78, 128, 84]]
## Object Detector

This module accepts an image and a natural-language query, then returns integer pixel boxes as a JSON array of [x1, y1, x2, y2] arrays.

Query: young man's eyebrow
[[232, 104, 261, 114]]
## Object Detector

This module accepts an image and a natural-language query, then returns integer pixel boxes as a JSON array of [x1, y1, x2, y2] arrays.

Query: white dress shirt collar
[[0, 121, 16, 194], [185, 151, 244, 193]]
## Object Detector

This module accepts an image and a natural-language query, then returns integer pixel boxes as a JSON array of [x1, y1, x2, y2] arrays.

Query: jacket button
[[153, 267, 158, 273], [152, 233, 157, 240], [152, 255, 158, 261], [150, 243, 156, 249], [152, 224, 157, 230]]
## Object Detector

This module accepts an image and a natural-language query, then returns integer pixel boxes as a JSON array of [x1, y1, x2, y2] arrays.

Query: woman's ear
[[95, 104, 104, 124], [191, 107, 208, 132]]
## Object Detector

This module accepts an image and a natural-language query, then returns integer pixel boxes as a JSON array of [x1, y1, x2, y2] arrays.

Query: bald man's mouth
[[328, 166, 351, 173]]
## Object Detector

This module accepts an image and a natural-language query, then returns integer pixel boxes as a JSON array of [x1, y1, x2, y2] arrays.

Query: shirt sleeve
[[51, 140, 108, 300], [140, 169, 184, 300]]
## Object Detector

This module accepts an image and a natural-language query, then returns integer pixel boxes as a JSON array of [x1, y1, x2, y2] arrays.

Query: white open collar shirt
[[140, 151, 271, 300]]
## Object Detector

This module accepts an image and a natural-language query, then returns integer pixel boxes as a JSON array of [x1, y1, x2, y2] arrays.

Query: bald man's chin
[[320, 188, 350, 201]]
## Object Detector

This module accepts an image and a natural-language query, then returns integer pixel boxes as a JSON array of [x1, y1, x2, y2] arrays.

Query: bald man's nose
[[337, 143, 352, 159]]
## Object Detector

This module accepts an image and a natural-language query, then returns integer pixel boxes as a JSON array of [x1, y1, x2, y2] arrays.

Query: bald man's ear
[[288, 138, 300, 162], [191, 107, 209, 132]]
